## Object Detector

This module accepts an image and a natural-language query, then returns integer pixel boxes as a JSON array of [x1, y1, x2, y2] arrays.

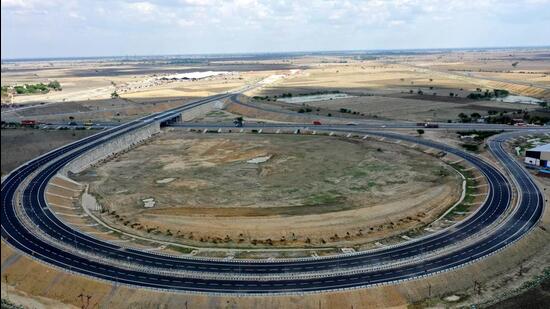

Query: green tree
[[47, 80, 62, 90]]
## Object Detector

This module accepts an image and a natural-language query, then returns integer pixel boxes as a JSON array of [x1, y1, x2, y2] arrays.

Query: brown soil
[[1, 129, 95, 176], [76, 131, 461, 249]]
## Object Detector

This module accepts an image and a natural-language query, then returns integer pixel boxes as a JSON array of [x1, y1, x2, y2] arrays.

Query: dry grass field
[[1, 60, 290, 104], [3, 50, 548, 125], [75, 131, 460, 251], [1, 129, 95, 176], [243, 51, 549, 123]]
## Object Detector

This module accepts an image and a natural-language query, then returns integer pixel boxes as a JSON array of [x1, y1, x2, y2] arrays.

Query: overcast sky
[[2, 0, 550, 59]]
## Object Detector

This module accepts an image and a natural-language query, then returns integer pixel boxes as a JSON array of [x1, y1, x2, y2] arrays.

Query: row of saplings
[[102, 209, 427, 246]]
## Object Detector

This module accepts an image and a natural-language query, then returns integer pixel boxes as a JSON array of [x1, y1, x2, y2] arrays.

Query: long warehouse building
[[524, 144, 550, 168]]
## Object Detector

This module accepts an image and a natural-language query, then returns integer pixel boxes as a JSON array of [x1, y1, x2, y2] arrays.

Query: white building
[[525, 144, 550, 168]]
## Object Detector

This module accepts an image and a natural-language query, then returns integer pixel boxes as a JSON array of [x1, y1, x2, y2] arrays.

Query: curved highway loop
[[1, 94, 546, 293], [16, 128, 512, 275], [4, 124, 511, 274]]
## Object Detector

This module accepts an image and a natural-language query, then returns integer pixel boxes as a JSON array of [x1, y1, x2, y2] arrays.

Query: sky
[[2, 0, 550, 59]]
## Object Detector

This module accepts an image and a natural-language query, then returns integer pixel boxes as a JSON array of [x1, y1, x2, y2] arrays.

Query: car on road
[[234, 117, 244, 127], [313, 120, 322, 125]]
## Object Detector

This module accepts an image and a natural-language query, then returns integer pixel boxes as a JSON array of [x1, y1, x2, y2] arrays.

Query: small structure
[[247, 155, 271, 164], [525, 144, 550, 168], [142, 198, 156, 208]]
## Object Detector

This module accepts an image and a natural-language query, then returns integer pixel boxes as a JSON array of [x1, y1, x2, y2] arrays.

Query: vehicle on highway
[[21, 119, 37, 127], [417, 122, 439, 128], [313, 120, 322, 125], [424, 123, 439, 128], [234, 117, 244, 127]]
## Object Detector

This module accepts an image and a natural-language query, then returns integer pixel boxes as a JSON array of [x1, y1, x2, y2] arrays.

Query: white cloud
[[68, 11, 86, 20], [1, 0, 30, 9], [177, 19, 195, 27], [389, 20, 405, 26], [2, 0, 549, 58], [2, 0, 67, 9], [181, 0, 218, 6], [126, 1, 157, 15]]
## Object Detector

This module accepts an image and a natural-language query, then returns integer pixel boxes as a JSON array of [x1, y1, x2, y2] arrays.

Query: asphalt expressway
[[1, 94, 547, 294]]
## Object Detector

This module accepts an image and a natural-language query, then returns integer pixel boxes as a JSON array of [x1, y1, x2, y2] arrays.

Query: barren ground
[[244, 54, 549, 122], [1, 61, 284, 105], [75, 131, 460, 249], [1, 128, 95, 176]]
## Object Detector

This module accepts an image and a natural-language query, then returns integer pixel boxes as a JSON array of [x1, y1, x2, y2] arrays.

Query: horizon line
[[2, 45, 550, 62]]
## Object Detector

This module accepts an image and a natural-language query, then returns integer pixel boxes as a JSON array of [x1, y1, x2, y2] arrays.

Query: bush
[[47, 80, 62, 90], [467, 89, 509, 100], [12, 82, 62, 95], [461, 144, 479, 152], [14, 86, 27, 94]]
